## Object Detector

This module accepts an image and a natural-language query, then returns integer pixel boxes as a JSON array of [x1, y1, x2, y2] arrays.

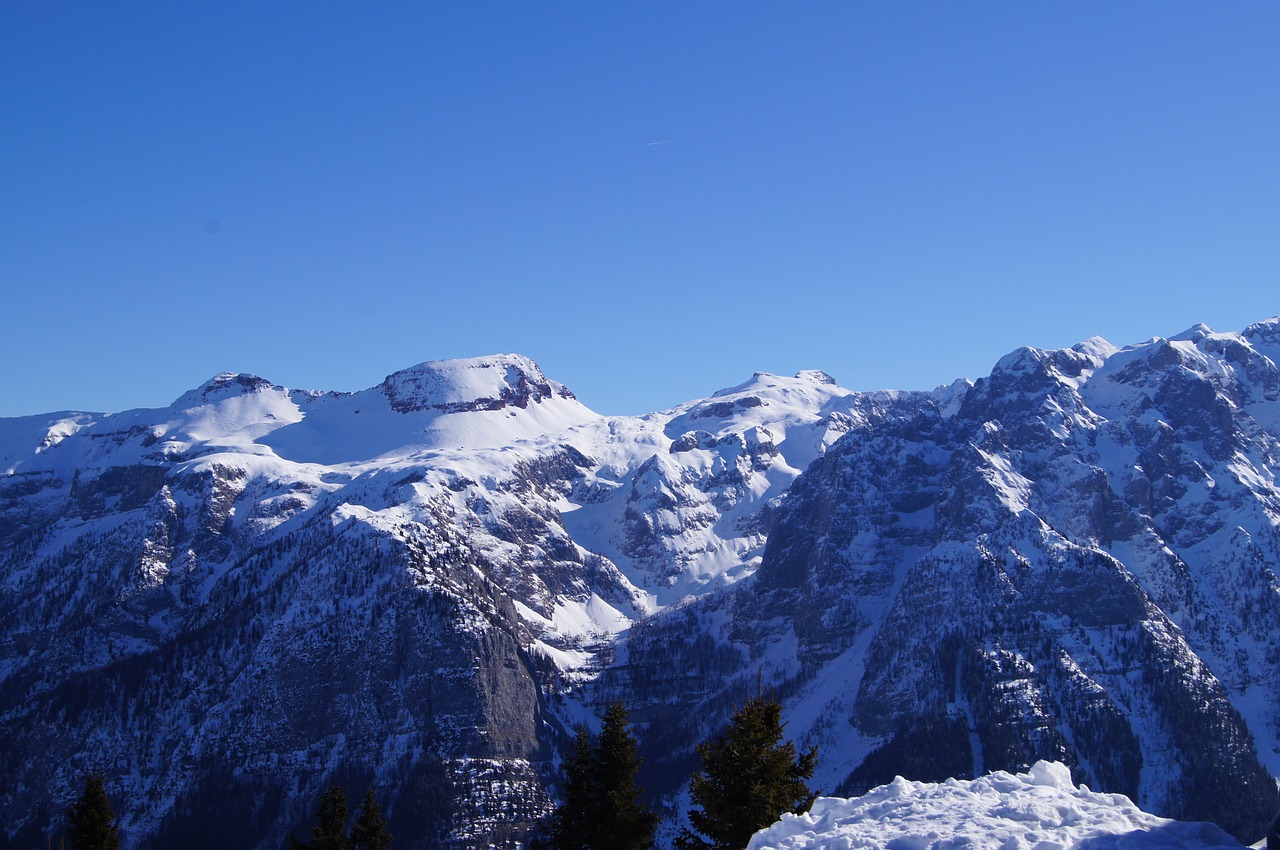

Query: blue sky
[[2, 3, 1278, 417]]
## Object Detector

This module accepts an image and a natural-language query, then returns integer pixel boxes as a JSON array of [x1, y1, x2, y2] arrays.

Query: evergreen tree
[[537, 702, 657, 850], [537, 725, 595, 850], [677, 690, 817, 850], [350, 787, 394, 850], [66, 774, 120, 850], [291, 786, 352, 850], [593, 702, 659, 850]]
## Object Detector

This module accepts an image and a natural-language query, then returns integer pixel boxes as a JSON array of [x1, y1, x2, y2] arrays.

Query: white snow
[[748, 762, 1246, 850], [549, 593, 633, 638]]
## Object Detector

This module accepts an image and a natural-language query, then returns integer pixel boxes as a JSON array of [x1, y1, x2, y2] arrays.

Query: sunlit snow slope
[[749, 762, 1245, 850]]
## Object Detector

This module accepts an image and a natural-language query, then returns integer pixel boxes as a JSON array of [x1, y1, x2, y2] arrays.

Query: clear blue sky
[[2, 3, 1278, 417]]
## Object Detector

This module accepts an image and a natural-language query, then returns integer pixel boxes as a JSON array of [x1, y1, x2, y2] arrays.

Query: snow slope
[[749, 762, 1245, 850]]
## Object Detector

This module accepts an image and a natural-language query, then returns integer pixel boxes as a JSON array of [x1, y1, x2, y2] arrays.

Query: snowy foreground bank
[[749, 762, 1246, 850]]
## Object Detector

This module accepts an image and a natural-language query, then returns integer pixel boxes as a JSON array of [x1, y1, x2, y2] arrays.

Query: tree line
[[53, 689, 815, 850], [55, 779, 394, 850]]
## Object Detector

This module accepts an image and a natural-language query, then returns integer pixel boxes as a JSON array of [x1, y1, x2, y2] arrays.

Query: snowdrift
[[748, 761, 1246, 850]]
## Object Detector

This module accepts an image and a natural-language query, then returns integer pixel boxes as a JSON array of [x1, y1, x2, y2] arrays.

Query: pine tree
[[536, 702, 657, 850], [66, 774, 120, 850], [677, 690, 817, 850], [592, 702, 659, 850], [537, 725, 595, 850], [291, 786, 352, 850], [350, 787, 394, 850]]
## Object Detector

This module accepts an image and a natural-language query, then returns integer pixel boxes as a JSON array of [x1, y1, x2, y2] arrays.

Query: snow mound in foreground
[[749, 761, 1245, 850]]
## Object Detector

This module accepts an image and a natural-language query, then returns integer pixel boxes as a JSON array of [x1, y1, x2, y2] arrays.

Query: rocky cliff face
[[604, 322, 1280, 841], [0, 364, 577, 849], [2, 323, 1280, 848]]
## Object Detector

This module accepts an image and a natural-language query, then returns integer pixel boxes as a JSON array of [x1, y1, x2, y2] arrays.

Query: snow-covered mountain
[[2, 321, 1280, 848]]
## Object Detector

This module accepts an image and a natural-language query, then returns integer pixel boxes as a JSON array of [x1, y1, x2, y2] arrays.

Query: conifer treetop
[[535, 701, 657, 850], [66, 774, 120, 850], [350, 787, 394, 850], [678, 690, 817, 850]]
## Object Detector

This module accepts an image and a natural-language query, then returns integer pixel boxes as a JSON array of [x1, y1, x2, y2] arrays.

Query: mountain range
[[3, 320, 1280, 848]]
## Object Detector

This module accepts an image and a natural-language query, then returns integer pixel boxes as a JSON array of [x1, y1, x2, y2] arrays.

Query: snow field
[[748, 762, 1245, 850]]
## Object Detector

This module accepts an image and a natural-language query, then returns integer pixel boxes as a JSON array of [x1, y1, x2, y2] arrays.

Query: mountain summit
[[378, 353, 578, 414]]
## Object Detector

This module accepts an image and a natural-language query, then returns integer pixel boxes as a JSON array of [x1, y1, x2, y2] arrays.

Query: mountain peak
[[794, 369, 837, 385], [1072, 336, 1118, 359], [1170, 322, 1215, 342], [991, 345, 1050, 377], [711, 369, 841, 400], [1244, 315, 1280, 343], [173, 372, 278, 408], [378, 354, 576, 414]]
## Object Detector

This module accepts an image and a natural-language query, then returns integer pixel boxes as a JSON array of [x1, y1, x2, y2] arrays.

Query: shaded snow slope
[[749, 761, 1244, 850]]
